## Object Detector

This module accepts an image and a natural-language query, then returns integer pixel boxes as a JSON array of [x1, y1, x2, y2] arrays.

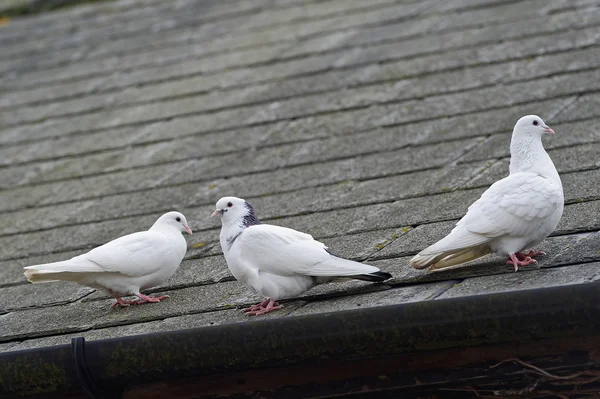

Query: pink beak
[[211, 209, 222, 218], [544, 126, 555, 134], [184, 225, 193, 235]]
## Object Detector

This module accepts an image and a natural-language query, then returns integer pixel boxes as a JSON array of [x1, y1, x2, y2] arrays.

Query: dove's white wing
[[80, 231, 172, 277], [460, 172, 563, 238], [236, 224, 379, 277]]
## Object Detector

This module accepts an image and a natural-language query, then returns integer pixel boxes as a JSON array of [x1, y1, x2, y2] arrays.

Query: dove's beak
[[543, 125, 555, 134], [211, 209, 223, 218], [184, 225, 193, 235]]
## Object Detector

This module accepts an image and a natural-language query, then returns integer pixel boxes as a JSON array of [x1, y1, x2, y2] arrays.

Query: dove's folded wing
[[461, 172, 563, 238], [237, 225, 378, 277], [82, 231, 170, 277]]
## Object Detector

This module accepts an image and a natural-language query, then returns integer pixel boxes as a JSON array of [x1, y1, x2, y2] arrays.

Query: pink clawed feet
[[111, 294, 169, 308], [111, 296, 138, 308], [506, 250, 546, 272], [131, 293, 170, 305], [243, 298, 282, 316], [517, 250, 546, 259]]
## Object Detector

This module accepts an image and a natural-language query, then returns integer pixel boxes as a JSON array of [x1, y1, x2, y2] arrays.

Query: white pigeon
[[212, 197, 392, 315], [24, 212, 192, 307], [411, 115, 564, 272]]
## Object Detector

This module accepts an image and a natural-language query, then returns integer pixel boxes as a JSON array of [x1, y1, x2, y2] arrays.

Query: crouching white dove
[[411, 115, 563, 272], [212, 196, 392, 315], [24, 212, 192, 308]]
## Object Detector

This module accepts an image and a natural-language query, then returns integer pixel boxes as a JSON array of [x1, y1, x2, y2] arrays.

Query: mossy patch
[[0, 352, 69, 395], [375, 241, 388, 250]]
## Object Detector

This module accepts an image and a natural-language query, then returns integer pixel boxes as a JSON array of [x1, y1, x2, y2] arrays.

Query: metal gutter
[[1, 281, 599, 398]]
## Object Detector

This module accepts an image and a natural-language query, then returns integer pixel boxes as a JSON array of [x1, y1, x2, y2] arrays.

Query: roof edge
[[1, 281, 599, 397]]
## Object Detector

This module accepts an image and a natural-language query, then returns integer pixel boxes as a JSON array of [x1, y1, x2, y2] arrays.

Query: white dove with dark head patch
[[24, 212, 192, 307], [410, 115, 564, 272], [212, 197, 392, 315]]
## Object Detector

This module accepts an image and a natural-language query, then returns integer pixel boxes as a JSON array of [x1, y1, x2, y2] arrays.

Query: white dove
[[411, 115, 564, 272], [212, 197, 392, 315], [24, 211, 192, 307]]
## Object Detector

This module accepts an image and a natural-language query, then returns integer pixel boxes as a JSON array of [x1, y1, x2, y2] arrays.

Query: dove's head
[[211, 196, 261, 227], [513, 115, 555, 138], [509, 115, 559, 176], [154, 211, 193, 235]]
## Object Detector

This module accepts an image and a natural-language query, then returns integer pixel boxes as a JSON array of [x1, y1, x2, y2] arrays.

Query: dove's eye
[[532, 120, 539, 126], [227, 202, 233, 207], [176, 217, 181, 222]]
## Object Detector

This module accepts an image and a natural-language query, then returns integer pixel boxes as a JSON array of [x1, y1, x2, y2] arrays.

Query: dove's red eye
[[533, 120, 539, 126], [227, 202, 233, 207]]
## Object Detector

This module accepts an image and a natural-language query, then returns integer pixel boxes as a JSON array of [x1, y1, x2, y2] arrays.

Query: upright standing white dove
[[24, 212, 192, 307], [411, 115, 564, 272], [212, 197, 392, 315]]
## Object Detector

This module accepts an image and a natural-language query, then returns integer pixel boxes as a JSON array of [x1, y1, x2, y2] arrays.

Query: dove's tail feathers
[[410, 252, 441, 270], [25, 270, 73, 283], [310, 256, 380, 276], [411, 244, 492, 270], [430, 245, 492, 270], [410, 227, 493, 270], [23, 270, 60, 283], [309, 256, 392, 283], [24, 260, 104, 283], [352, 271, 392, 282], [316, 270, 392, 284]]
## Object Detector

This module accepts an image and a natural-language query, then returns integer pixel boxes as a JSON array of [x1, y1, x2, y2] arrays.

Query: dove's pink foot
[[243, 298, 282, 316], [243, 298, 271, 312], [131, 293, 170, 305], [111, 296, 138, 308], [506, 253, 538, 272], [516, 250, 546, 259]]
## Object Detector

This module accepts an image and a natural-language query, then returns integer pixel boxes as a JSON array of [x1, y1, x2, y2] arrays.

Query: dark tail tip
[[354, 271, 392, 282]]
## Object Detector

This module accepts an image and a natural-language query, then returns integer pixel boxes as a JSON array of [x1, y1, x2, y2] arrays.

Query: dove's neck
[[509, 136, 560, 182], [220, 206, 261, 252]]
